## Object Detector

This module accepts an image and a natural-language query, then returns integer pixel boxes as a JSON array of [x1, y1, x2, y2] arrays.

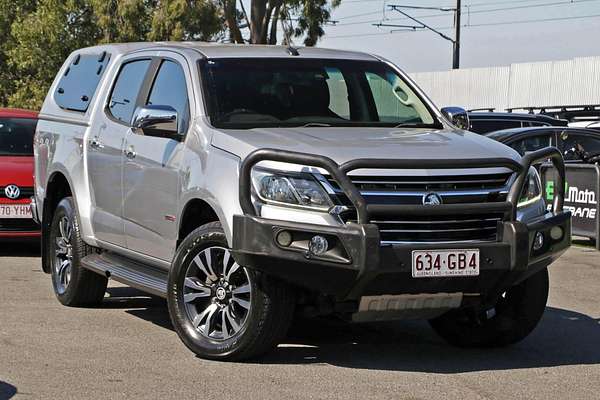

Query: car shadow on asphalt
[[262, 307, 600, 373], [112, 286, 600, 373], [0, 242, 40, 257]]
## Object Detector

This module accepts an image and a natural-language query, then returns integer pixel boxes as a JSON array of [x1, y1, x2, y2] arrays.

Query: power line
[[326, 13, 600, 39], [331, 0, 600, 27]]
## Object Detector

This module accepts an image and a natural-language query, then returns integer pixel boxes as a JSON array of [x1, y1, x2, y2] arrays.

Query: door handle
[[124, 146, 136, 159], [89, 136, 104, 149]]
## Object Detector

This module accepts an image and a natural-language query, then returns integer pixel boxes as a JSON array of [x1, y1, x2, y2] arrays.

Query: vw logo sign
[[4, 184, 20, 200], [422, 192, 442, 206]]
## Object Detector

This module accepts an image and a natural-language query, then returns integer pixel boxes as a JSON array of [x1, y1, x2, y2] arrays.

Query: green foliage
[[0, 0, 341, 110], [7, 0, 101, 110], [289, 0, 340, 46], [149, 0, 221, 41], [1, 0, 223, 110]]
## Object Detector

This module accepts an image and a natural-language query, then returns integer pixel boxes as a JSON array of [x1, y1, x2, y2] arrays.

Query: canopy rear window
[[54, 52, 110, 112]]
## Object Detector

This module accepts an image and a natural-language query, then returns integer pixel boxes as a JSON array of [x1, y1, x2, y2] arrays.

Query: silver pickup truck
[[32, 42, 571, 361]]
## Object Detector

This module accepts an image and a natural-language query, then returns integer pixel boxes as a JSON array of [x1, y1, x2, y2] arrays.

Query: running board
[[81, 252, 168, 298]]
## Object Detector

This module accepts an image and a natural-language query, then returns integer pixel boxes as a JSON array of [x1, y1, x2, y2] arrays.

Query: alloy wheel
[[54, 216, 73, 294], [183, 246, 252, 340]]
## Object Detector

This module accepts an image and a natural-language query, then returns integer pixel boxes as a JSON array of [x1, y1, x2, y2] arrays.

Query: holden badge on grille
[[422, 192, 442, 205]]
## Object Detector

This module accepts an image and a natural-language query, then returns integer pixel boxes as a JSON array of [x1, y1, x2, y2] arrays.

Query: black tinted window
[[528, 121, 551, 127], [0, 118, 37, 156], [146, 60, 189, 133], [470, 119, 522, 134], [109, 59, 152, 124], [509, 135, 552, 156], [55, 53, 110, 112], [202, 59, 439, 129], [561, 132, 600, 160]]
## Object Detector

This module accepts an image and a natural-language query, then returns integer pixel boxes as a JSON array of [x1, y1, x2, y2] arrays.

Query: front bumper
[[232, 211, 571, 301], [233, 146, 571, 302]]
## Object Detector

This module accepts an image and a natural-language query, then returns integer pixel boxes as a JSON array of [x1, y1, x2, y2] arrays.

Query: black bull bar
[[239, 146, 566, 221]]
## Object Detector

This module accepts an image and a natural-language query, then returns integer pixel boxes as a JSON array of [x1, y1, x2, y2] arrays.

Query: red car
[[0, 108, 40, 239]]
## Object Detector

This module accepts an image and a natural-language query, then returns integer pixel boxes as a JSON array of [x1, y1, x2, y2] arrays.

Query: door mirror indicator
[[441, 107, 470, 130], [132, 105, 181, 140]]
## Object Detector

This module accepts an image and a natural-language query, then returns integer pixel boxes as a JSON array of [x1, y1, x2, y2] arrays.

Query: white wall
[[409, 56, 600, 111]]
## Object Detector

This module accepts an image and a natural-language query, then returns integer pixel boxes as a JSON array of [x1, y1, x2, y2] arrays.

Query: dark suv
[[468, 110, 568, 134]]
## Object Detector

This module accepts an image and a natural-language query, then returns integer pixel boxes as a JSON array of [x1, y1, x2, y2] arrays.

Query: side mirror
[[441, 107, 470, 130], [132, 105, 181, 140]]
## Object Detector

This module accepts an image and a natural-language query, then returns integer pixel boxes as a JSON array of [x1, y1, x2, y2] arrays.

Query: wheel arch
[[41, 171, 75, 273], [177, 198, 221, 248]]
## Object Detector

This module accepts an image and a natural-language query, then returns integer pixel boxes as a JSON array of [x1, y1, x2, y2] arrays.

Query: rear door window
[[108, 59, 152, 124], [0, 118, 37, 156], [55, 53, 110, 112]]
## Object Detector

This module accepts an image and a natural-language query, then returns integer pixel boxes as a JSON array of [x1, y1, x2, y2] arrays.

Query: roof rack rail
[[505, 105, 600, 121], [468, 107, 496, 112]]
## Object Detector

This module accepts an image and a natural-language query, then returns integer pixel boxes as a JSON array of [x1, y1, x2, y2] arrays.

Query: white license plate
[[412, 249, 479, 278], [0, 204, 32, 219]]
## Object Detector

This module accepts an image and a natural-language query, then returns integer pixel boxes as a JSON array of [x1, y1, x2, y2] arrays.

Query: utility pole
[[453, 0, 461, 69], [375, 1, 462, 69]]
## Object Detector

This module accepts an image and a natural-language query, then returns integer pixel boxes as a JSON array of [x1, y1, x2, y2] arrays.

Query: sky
[[314, 0, 600, 72]]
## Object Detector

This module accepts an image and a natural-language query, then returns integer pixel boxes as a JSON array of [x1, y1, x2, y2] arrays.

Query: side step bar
[[81, 252, 168, 298]]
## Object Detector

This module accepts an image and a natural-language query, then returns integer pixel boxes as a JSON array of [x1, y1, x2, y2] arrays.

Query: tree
[[228, 0, 340, 45], [2, 0, 224, 109], [149, 0, 221, 41], [0, 0, 36, 106], [92, 0, 151, 43], [290, 0, 340, 46], [7, 0, 101, 110]]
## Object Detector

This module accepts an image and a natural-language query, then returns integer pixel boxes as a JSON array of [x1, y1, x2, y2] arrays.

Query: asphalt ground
[[0, 243, 599, 400]]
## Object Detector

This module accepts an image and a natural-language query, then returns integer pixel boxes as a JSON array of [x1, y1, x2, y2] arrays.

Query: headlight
[[517, 167, 543, 208], [251, 169, 333, 211]]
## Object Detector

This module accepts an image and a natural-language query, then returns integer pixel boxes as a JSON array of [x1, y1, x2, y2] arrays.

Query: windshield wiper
[[300, 122, 332, 128]]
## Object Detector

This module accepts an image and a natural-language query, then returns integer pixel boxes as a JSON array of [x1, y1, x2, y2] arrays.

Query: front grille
[[0, 186, 34, 201], [323, 171, 513, 243], [373, 214, 503, 243], [0, 218, 38, 232], [332, 173, 511, 192]]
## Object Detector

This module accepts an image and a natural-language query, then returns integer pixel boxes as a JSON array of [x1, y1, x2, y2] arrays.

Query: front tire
[[168, 222, 295, 361], [430, 268, 549, 347], [49, 197, 107, 306]]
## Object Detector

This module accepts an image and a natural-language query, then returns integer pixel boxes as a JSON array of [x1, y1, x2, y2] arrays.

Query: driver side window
[[146, 60, 190, 134]]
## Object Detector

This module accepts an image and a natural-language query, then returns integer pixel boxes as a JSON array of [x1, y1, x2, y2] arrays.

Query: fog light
[[550, 226, 564, 241], [533, 232, 545, 251], [308, 235, 329, 255], [276, 230, 293, 247]]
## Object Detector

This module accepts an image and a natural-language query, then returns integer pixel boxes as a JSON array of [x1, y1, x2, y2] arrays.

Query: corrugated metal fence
[[409, 56, 600, 111]]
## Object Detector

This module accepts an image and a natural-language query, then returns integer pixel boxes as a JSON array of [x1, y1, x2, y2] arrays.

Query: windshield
[[201, 58, 441, 129], [0, 118, 37, 156]]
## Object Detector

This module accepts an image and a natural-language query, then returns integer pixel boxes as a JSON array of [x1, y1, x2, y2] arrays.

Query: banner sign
[[542, 163, 600, 249]]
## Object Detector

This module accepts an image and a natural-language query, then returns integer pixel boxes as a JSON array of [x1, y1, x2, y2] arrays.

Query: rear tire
[[168, 222, 295, 361], [49, 197, 107, 306], [430, 268, 549, 347]]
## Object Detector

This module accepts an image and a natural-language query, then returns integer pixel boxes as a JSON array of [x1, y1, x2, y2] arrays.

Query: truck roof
[[74, 42, 380, 61]]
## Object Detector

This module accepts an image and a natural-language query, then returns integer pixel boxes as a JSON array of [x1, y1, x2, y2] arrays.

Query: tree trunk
[[250, 0, 268, 44], [268, 5, 281, 44], [224, 0, 244, 43]]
